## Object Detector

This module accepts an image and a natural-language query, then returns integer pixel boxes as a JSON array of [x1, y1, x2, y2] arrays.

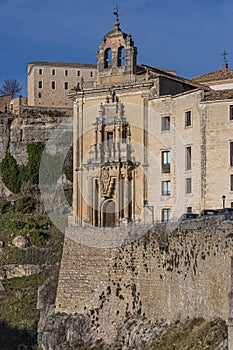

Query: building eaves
[[28, 61, 97, 68], [191, 68, 233, 83], [137, 64, 206, 90], [203, 89, 233, 101]]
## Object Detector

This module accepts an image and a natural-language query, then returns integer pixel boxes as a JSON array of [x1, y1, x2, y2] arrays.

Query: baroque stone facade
[[67, 16, 233, 226]]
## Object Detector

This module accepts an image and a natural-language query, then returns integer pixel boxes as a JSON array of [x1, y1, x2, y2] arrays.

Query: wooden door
[[103, 200, 116, 227]]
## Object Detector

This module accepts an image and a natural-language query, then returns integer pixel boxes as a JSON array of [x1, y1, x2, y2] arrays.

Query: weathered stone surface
[[0, 109, 72, 194], [37, 306, 93, 350], [55, 217, 233, 345], [0, 281, 5, 291], [12, 236, 31, 249], [0, 264, 42, 279]]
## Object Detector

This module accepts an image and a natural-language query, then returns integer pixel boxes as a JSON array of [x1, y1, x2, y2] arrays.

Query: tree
[[0, 79, 23, 98]]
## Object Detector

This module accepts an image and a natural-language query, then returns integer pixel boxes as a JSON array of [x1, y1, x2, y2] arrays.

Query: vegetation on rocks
[[0, 142, 73, 195], [0, 194, 64, 349]]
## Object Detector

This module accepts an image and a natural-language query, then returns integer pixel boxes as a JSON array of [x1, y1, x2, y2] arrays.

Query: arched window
[[118, 46, 125, 67], [104, 48, 112, 68]]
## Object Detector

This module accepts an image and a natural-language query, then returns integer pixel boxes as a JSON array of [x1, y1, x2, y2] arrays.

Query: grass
[[0, 196, 64, 334], [152, 318, 227, 350], [0, 272, 48, 330]]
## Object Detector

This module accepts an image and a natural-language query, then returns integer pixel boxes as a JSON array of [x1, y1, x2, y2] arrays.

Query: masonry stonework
[[55, 217, 233, 344]]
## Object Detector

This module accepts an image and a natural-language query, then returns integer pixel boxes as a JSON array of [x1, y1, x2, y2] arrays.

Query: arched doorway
[[102, 200, 116, 227]]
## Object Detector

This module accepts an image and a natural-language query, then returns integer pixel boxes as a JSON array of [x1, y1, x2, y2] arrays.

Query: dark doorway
[[102, 200, 116, 227]]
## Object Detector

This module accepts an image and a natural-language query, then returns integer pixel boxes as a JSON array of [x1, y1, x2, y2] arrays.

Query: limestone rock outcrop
[[12, 235, 31, 249]]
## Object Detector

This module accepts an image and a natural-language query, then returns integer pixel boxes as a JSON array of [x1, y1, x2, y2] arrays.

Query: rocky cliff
[[0, 108, 72, 195]]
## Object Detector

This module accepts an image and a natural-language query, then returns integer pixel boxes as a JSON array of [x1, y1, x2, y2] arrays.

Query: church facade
[[68, 16, 233, 225]]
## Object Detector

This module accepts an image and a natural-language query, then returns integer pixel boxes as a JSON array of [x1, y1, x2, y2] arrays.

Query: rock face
[[37, 304, 161, 350], [37, 306, 93, 350], [12, 235, 31, 249], [0, 108, 72, 194], [0, 264, 42, 279]]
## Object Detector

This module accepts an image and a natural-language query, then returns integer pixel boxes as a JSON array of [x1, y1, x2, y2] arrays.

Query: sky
[[0, 0, 233, 97]]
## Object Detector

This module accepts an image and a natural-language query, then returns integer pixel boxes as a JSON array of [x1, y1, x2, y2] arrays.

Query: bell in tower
[[96, 11, 138, 85]]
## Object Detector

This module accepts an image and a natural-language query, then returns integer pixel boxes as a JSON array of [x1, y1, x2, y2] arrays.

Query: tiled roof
[[191, 68, 233, 83], [28, 61, 97, 68], [137, 64, 204, 89], [203, 89, 233, 101]]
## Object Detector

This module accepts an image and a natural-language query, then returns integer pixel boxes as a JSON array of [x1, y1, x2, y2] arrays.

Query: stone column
[[87, 176, 93, 225], [116, 167, 121, 226], [123, 174, 129, 221], [73, 101, 78, 224], [228, 257, 233, 350], [142, 95, 149, 224], [76, 97, 84, 227]]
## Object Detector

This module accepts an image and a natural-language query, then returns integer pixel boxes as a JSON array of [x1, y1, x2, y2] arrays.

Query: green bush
[[26, 143, 45, 185], [63, 165, 73, 183], [0, 200, 13, 214], [16, 197, 37, 214], [0, 151, 20, 193], [28, 230, 49, 246], [0, 143, 72, 194]]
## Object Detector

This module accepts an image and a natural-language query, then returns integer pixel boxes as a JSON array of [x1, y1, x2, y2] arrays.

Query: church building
[[68, 14, 233, 225]]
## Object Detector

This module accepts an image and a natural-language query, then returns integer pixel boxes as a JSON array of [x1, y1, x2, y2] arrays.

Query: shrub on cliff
[[0, 151, 20, 193], [16, 196, 37, 214], [26, 142, 45, 185]]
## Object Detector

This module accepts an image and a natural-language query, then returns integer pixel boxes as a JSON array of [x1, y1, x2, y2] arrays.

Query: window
[[104, 48, 112, 68], [39, 68, 42, 75], [90, 71, 93, 77], [38, 81, 42, 89], [77, 70, 80, 76], [185, 146, 192, 170], [231, 202, 233, 208], [162, 208, 170, 222], [51, 81, 56, 89], [187, 207, 192, 213], [64, 82, 68, 90], [65, 69, 68, 76], [185, 178, 192, 194], [162, 181, 171, 196], [230, 106, 233, 120], [161, 116, 170, 131], [231, 175, 233, 191], [161, 151, 170, 173], [52, 69, 56, 75], [122, 129, 127, 143], [185, 110, 192, 126], [38, 92, 42, 98], [117, 46, 125, 66], [231, 142, 233, 166], [107, 132, 113, 148]]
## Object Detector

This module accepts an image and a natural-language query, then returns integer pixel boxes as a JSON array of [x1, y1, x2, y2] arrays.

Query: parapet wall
[[55, 217, 233, 343]]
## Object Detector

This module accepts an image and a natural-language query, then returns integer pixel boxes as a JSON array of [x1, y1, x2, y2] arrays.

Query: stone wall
[[55, 217, 233, 344]]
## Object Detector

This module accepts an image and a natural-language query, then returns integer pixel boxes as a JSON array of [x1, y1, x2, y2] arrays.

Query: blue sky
[[0, 0, 232, 97]]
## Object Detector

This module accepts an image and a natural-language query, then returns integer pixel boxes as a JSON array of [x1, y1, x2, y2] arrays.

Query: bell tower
[[96, 11, 137, 85]]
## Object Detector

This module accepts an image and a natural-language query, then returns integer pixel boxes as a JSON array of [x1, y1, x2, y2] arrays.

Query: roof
[[137, 64, 204, 89], [28, 61, 97, 68], [191, 68, 233, 83], [203, 89, 233, 101]]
